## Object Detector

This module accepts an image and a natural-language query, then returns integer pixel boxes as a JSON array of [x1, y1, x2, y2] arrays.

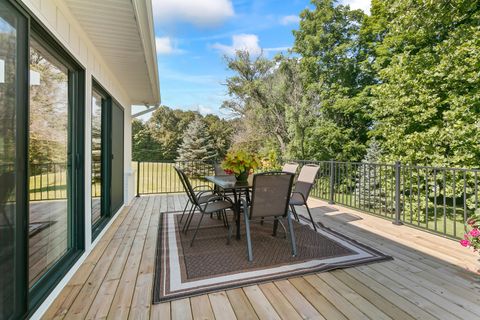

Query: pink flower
[[467, 218, 477, 226], [460, 239, 471, 247], [469, 228, 480, 237]]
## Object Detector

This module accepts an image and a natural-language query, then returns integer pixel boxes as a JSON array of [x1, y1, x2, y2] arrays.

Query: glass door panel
[[28, 36, 70, 286], [91, 90, 103, 225], [0, 2, 26, 318]]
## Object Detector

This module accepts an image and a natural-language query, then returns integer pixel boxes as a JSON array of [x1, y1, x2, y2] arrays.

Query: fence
[[134, 160, 480, 239]]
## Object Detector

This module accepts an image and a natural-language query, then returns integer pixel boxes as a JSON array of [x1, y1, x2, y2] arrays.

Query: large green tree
[[368, 0, 480, 168], [293, 0, 373, 161]]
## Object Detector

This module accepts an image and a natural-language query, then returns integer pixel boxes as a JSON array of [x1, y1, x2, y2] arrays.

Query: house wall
[[18, 0, 135, 318]]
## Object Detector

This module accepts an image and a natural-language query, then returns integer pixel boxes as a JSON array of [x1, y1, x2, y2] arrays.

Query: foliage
[[222, 51, 289, 156], [221, 149, 261, 176], [177, 116, 218, 162], [132, 106, 233, 161], [293, 0, 374, 161], [368, 0, 480, 168], [354, 139, 391, 210], [460, 212, 480, 254]]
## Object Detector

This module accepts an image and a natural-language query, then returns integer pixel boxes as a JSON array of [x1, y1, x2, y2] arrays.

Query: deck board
[[42, 194, 480, 319]]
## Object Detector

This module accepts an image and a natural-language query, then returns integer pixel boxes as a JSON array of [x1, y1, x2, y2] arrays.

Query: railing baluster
[[433, 168, 437, 232], [453, 170, 456, 238], [463, 171, 467, 227]]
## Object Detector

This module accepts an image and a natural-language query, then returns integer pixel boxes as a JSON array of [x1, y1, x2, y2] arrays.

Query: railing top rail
[[286, 160, 480, 172]]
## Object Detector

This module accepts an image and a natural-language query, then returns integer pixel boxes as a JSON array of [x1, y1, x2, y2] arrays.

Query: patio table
[[204, 175, 252, 240]]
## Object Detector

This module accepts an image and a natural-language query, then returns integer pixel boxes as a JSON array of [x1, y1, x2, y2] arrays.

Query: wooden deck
[[42, 194, 480, 320]]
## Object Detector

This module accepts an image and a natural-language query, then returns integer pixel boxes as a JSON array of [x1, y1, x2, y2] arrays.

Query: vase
[[235, 170, 249, 182]]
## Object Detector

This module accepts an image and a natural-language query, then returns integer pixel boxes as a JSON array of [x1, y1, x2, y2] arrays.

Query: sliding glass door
[[27, 24, 85, 311], [28, 35, 71, 286], [0, 1, 85, 316], [0, 1, 28, 318], [91, 83, 124, 238]]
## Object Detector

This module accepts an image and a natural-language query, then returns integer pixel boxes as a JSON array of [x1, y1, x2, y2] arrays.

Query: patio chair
[[289, 164, 320, 231], [174, 165, 214, 225], [174, 167, 234, 246], [282, 162, 299, 175], [240, 172, 296, 261]]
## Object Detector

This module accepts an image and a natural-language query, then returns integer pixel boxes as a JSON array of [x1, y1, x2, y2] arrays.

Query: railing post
[[393, 161, 403, 225], [136, 161, 141, 197], [329, 160, 335, 204]]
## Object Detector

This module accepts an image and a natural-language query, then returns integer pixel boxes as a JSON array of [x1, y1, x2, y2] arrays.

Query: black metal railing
[[134, 159, 480, 239], [134, 160, 216, 195]]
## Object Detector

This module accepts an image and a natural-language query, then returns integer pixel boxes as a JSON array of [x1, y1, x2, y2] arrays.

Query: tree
[[176, 117, 218, 176], [222, 50, 290, 155], [368, 0, 480, 168], [132, 119, 164, 161], [354, 139, 391, 212], [203, 114, 234, 159], [147, 106, 195, 160], [293, 0, 374, 161]]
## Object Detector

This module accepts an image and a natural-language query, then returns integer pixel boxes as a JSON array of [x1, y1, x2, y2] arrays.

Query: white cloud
[[280, 15, 300, 25], [152, 0, 235, 27], [212, 34, 261, 56], [339, 0, 371, 14], [155, 37, 184, 55]]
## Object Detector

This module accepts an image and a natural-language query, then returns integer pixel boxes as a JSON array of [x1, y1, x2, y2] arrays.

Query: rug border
[[152, 211, 393, 304]]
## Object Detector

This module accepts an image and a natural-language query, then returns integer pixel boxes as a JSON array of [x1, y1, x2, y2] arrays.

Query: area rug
[[153, 210, 392, 303]]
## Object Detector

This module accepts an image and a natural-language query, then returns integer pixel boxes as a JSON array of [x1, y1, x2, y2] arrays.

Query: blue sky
[[147, 0, 370, 118]]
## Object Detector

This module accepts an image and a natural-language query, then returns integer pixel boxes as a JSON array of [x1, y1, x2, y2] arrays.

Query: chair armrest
[[196, 190, 214, 198], [291, 191, 307, 204], [193, 185, 213, 191], [202, 195, 234, 211]]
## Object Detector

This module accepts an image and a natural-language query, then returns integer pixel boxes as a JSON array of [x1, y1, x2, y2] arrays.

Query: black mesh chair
[[240, 172, 296, 261], [175, 165, 215, 226], [289, 164, 320, 231], [174, 166, 234, 246]]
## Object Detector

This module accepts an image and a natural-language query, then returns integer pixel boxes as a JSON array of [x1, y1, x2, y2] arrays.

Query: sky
[[145, 0, 371, 119]]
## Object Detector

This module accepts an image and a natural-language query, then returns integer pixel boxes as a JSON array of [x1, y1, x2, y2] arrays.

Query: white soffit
[[64, 0, 160, 105]]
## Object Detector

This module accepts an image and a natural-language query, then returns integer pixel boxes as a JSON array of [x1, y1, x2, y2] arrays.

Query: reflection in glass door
[[91, 89, 103, 226], [28, 37, 70, 286]]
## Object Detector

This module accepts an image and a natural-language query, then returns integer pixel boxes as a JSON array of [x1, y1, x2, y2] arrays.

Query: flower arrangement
[[221, 149, 260, 181], [460, 213, 480, 253]]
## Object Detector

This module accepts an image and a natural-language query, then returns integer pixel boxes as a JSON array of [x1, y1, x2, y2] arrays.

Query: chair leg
[[290, 205, 299, 221], [182, 204, 193, 231], [190, 213, 205, 247], [179, 199, 191, 224], [244, 209, 253, 261], [272, 218, 278, 236], [183, 204, 196, 234], [305, 204, 317, 231], [180, 203, 195, 231], [287, 211, 297, 257]]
